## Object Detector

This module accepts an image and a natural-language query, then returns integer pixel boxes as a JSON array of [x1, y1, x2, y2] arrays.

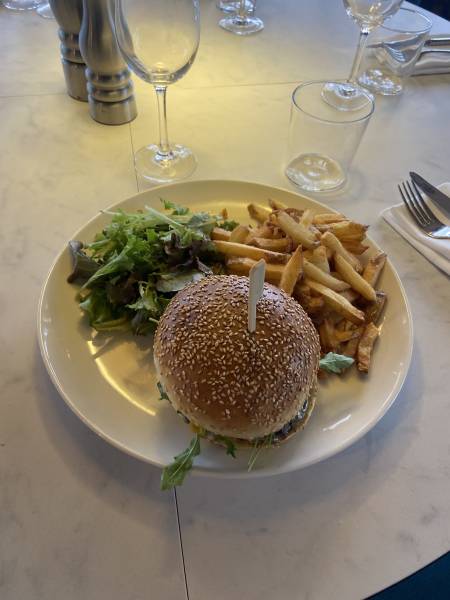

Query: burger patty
[[159, 382, 311, 447]]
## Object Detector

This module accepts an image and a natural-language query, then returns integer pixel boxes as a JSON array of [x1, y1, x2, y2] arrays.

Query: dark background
[[410, 0, 450, 20]]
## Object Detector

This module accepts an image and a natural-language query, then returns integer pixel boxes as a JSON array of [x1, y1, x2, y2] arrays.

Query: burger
[[154, 274, 321, 488]]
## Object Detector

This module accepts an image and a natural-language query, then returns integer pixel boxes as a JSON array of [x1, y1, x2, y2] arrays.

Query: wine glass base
[[358, 70, 403, 96], [36, 3, 54, 18], [321, 82, 373, 112], [219, 15, 264, 35], [2, 0, 40, 9], [135, 144, 197, 184], [285, 153, 346, 193], [217, 0, 253, 14]]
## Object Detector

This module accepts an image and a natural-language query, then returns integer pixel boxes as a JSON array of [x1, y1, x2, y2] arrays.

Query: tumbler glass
[[358, 7, 432, 95], [285, 81, 374, 192]]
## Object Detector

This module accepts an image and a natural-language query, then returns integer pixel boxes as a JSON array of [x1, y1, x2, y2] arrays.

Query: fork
[[398, 180, 450, 240]]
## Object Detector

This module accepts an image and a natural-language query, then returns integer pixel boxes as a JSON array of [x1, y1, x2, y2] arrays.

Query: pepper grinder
[[49, 0, 87, 101], [79, 0, 137, 125]]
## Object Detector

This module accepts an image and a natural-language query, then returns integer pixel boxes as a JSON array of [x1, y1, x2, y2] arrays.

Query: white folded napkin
[[413, 50, 450, 76], [381, 182, 450, 276]]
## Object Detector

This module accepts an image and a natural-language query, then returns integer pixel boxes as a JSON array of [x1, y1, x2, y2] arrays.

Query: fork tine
[[409, 179, 440, 223], [398, 183, 425, 227], [404, 181, 430, 224]]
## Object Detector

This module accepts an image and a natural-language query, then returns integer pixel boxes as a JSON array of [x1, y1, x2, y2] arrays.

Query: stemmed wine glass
[[219, 0, 263, 36], [36, 2, 54, 18], [322, 0, 404, 110], [115, 0, 200, 183]]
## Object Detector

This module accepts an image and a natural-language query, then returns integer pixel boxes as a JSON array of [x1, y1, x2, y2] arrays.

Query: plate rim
[[37, 178, 414, 478]]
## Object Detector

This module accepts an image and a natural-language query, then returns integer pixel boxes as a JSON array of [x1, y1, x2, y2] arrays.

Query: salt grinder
[[49, 0, 88, 102], [79, 0, 137, 125]]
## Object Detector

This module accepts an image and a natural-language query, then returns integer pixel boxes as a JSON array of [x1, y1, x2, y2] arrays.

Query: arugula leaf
[[219, 219, 239, 232], [214, 435, 237, 459], [247, 433, 274, 472], [160, 198, 190, 215], [319, 352, 355, 374], [160, 435, 201, 490]]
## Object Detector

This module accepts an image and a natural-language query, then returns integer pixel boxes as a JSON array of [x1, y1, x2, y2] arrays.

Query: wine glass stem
[[155, 85, 171, 156], [348, 29, 369, 84], [238, 0, 246, 20]]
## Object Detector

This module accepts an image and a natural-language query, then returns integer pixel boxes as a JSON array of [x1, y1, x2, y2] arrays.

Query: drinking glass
[[286, 81, 374, 192], [36, 2, 54, 18], [115, 0, 200, 183], [322, 0, 404, 110], [358, 7, 432, 95], [219, 0, 263, 35], [1, 0, 41, 9]]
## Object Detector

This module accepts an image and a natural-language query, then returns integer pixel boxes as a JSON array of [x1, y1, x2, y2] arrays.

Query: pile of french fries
[[212, 199, 387, 374]]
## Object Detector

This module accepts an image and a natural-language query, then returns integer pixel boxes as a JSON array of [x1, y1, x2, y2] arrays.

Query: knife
[[410, 172, 450, 220]]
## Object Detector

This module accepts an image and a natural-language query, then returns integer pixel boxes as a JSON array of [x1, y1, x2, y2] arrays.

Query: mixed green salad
[[67, 199, 237, 335]]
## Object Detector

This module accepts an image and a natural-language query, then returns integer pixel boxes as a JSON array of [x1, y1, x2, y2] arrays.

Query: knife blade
[[409, 172, 450, 220]]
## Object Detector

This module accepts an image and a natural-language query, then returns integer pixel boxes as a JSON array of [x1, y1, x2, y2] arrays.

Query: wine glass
[[216, 0, 253, 14], [219, 0, 263, 36], [1, 0, 41, 9], [36, 2, 54, 18], [322, 0, 404, 110], [115, 0, 200, 183]]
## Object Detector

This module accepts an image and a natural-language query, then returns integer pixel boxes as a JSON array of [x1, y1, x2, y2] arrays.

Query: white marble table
[[1, 1, 449, 599]]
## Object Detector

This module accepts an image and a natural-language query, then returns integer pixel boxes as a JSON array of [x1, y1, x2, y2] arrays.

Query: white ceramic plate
[[38, 180, 413, 478]]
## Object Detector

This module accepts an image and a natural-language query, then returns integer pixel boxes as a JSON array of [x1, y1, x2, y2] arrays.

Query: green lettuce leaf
[[319, 352, 354, 374], [160, 435, 201, 490]]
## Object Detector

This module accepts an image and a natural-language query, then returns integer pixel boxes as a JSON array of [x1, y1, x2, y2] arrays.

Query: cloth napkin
[[381, 182, 450, 276], [412, 34, 450, 76]]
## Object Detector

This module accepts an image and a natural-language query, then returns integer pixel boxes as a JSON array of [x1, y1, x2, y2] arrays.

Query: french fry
[[226, 257, 284, 284], [305, 279, 365, 325], [299, 209, 314, 229], [320, 319, 340, 352], [341, 240, 369, 255], [305, 296, 325, 314], [321, 231, 362, 273], [272, 210, 317, 249], [313, 213, 346, 225], [211, 227, 231, 241], [343, 327, 364, 357], [214, 240, 289, 264], [285, 207, 304, 221], [334, 254, 377, 302], [363, 252, 387, 287], [357, 323, 380, 373], [279, 246, 303, 296], [335, 328, 362, 343], [304, 261, 350, 292], [248, 203, 272, 223], [329, 221, 368, 241], [268, 198, 288, 210], [293, 282, 311, 299], [308, 245, 330, 273], [253, 237, 293, 252], [339, 288, 360, 304], [228, 224, 250, 243], [365, 291, 387, 324]]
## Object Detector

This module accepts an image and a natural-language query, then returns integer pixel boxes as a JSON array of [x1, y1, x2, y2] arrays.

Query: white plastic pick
[[248, 259, 266, 333]]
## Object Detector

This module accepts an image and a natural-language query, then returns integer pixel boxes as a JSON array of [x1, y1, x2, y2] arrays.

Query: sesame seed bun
[[153, 275, 320, 441]]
